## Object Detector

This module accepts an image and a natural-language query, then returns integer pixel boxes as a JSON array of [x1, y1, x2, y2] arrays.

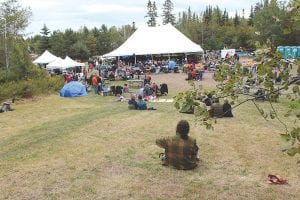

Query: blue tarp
[[60, 81, 88, 97]]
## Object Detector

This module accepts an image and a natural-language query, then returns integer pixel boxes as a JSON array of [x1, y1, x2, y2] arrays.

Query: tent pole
[[135, 55, 136, 65], [117, 56, 120, 67]]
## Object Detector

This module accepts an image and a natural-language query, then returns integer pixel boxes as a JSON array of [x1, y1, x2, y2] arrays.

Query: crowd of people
[[57, 57, 239, 171]]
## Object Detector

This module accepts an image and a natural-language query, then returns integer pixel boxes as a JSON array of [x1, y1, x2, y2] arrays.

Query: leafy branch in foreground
[[174, 49, 300, 158]]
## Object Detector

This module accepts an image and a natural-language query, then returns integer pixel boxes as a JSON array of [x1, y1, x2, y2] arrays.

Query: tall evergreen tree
[[145, 0, 158, 27], [39, 24, 51, 52], [248, 6, 254, 26], [234, 11, 240, 26], [162, 0, 176, 25]]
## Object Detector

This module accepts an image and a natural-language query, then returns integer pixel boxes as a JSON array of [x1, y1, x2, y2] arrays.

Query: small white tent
[[103, 24, 204, 57], [33, 50, 58, 64], [64, 56, 85, 67], [46, 57, 67, 70], [46, 56, 85, 70]]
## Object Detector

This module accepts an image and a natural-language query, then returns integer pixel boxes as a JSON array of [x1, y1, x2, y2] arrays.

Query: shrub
[[0, 76, 64, 101]]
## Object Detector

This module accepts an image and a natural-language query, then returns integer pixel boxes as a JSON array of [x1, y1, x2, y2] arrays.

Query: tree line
[[27, 0, 299, 61], [0, 0, 299, 83]]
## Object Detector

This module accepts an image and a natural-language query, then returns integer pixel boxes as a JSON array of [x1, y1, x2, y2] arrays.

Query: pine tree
[[234, 11, 240, 27], [221, 9, 227, 26], [145, 0, 158, 27], [162, 0, 176, 25], [248, 6, 254, 26], [39, 24, 51, 52]]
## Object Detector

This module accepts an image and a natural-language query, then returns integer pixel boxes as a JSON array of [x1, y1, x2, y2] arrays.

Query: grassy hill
[[0, 73, 299, 199]]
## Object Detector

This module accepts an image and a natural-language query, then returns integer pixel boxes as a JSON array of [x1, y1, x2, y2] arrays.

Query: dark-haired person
[[223, 98, 233, 117], [128, 95, 138, 110], [136, 94, 147, 110], [155, 120, 199, 170], [209, 98, 223, 118]]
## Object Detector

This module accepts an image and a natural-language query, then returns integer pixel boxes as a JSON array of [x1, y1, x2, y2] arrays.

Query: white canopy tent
[[33, 50, 58, 64], [46, 57, 67, 70], [64, 56, 85, 67], [46, 56, 85, 70], [103, 24, 204, 57]]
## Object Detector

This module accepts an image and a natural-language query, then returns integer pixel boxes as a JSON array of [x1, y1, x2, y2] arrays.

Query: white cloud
[[81, 4, 144, 14], [19, 0, 61, 9], [19, 0, 282, 36]]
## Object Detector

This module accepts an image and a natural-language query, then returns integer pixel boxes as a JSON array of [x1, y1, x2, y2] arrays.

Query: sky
[[18, 0, 263, 36]]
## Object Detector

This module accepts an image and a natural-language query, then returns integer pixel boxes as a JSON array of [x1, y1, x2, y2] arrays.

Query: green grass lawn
[[0, 73, 299, 200]]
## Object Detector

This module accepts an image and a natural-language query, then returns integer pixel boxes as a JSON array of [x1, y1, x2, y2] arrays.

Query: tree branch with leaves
[[174, 47, 300, 159]]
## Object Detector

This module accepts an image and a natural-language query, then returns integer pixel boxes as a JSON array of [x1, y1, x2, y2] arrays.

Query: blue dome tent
[[60, 81, 88, 97]]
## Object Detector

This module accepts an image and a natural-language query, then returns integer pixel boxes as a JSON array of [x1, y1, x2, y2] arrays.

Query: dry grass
[[0, 72, 299, 200]]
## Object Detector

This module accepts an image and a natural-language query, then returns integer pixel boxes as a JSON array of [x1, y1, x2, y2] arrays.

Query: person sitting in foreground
[[156, 120, 199, 170], [209, 97, 223, 118], [223, 98, 233, 117], [128, 95, 138, 110]]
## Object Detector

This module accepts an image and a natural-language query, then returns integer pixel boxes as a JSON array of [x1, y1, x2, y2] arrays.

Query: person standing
[[91, 74, 98, 94]]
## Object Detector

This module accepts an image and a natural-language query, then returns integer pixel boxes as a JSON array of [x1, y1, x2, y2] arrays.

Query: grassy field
[[0, 73, 299, 200]]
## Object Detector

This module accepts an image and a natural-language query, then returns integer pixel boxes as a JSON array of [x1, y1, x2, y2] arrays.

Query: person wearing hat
[[156, 120, 199, 170]]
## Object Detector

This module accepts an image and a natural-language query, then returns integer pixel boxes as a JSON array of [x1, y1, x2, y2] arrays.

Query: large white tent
[[33, 50, 58, 64], [103, 24, 204, 57]]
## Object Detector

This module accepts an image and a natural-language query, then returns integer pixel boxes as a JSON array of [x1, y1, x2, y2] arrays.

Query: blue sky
[[19, 0, 264, 36]]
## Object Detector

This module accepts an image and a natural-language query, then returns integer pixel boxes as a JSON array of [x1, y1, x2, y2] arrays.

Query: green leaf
[[287, 147, 300, 156], [280, 134, 291, 142], [284, 110, 292, 117], [174, 101, 180, 110], [292, 86, 300, 94], [270, 111, 276, 119], [193, 102, 200, 106]]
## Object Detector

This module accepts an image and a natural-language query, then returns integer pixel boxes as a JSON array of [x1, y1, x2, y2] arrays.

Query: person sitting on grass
[[128, 95, 138, 110], [136, 94, 157, 110], [223, 98, 233, 117], [156, 120, 199, 170], [123, 83, 129, 93], [209, 97, 223, 118], [136, 94, 147, 110]]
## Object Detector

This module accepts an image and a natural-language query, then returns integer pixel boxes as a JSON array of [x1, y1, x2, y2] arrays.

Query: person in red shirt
[[151, 82, 157, 96], [65, 74, 71, 83]]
